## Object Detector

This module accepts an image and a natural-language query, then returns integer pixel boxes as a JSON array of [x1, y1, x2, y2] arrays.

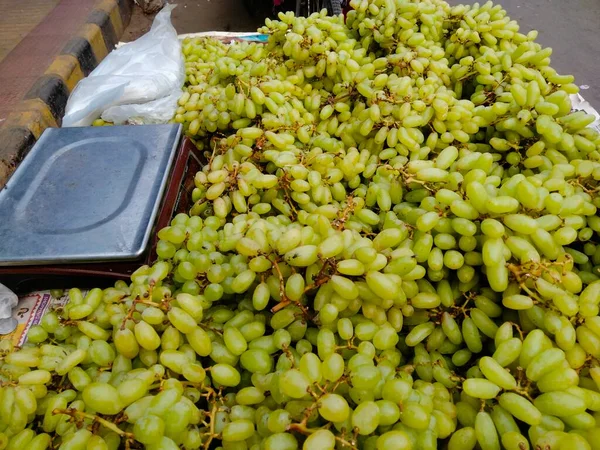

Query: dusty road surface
[[0, 0, 98, 120], [448, 0, 600, 111], [123, 0, 267, 42], [124, 0, 600, 110]]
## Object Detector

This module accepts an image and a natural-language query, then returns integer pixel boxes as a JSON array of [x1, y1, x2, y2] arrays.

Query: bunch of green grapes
[[2, 263, 600, 449], [2, 0, 600, 448]]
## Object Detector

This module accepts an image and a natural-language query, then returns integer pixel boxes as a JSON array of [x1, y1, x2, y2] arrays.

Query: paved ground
[[122, 0, 266, 42], [0, 0, 62, 63], [171, 0, 266, 33], [125, 0, 600, 110], [0, 0, 98, 121]]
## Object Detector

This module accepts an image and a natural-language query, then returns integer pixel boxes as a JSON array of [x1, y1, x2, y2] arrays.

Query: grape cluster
[[2, 0, 600, 449]]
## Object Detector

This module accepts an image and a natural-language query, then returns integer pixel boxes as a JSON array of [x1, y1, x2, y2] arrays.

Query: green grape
[[263, 433, 298, 450], [493, 338, 522, 367], [475, 411, 500, 450], [303, 429, 336, 449], [322, 353, 345, 382], [54, 349, 86, 376], [279, 369, 310, 399], [352, 401, 380, 435], [240, 349, 273, 374], [114, 328, 140, 359], [82, 383, 123, 415], [479, 357, 517, 390], [221, 419, 255, 442], [167, 307, 197, 334], [498, 393, 542, 426], [400, 403, 430, 430], [5, 5, 600, 450], [134, 321, 161, 351], [18, 370, 51, 386], [89, 340, 116, 366], [462, 378, 501, 400], [28, 433, 53, 450], [318, 393, 350, 422], [448, 427, 477, 450], [210, 364, 241, 387], [501, 432, 530, 450], [59, 429, 93, 450], [533, 391, 587, 416], [146, 436, 179, 450], [376, 430, 412, 449], [27, 325, 49, 344], [133, 415, 165, 444], [377, 400, 401, 426], [525, 348, 566, 381]]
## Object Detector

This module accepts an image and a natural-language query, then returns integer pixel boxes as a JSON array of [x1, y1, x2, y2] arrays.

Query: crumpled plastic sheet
[[62, 5, 184, 127], [571, 93, 600, 133], [0, 283, 18, 335]]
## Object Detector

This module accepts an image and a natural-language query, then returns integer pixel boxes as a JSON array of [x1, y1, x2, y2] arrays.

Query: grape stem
[[234, 78, 251, 96], [302, 258, 336, 294], [288, 422, 358, 449], [277, 171, 299, 220], [507, 262, 550, 304], [270, 299, 291, 313], [120, 291, 148, 330], [520, 284, 544, 304], [53, 408, 134, 440], [207, 134, 229, 166], [513, 387, 535, 402], [508, 322, 525, 341], [269, 256, 310, 318], [269, 257, 291, 313], [288, 421, 319, 433], [281, 344, 297, 367], [569, 178, 599, 194], [202, 399, 220, 450], [200, 323, 224, 336], [0, 368, 16, 382], [391, 166, 438, 194], [119, 291, 170, 331], [332, 195, 356, 230]]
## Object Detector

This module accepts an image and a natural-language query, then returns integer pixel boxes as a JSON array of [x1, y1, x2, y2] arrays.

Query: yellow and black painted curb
[[0, 0, 134, 188]]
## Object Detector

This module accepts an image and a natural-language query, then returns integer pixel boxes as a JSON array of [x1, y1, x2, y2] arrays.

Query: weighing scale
[[0, 124, 203, 292]]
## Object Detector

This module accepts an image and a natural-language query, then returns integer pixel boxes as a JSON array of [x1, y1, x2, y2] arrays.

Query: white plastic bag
[[0, 283, 17, 319], [62, 4, 184, 127], [0, 283, 18, 334]]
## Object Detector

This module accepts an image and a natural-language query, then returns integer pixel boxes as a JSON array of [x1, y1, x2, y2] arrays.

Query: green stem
[[53, 409, 133, 439]]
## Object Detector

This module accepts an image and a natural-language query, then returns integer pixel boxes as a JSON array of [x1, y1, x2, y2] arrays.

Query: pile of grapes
[[2, 0, 600, 449]]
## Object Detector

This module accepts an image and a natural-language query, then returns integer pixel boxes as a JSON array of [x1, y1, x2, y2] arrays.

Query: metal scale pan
[[0, 124, 202, 292]]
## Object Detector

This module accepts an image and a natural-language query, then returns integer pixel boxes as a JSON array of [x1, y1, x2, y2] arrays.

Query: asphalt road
[[448, 0, 600, 111]]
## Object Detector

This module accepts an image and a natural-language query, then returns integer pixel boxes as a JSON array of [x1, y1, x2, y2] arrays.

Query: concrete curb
[[0, 0, 134, 189]]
